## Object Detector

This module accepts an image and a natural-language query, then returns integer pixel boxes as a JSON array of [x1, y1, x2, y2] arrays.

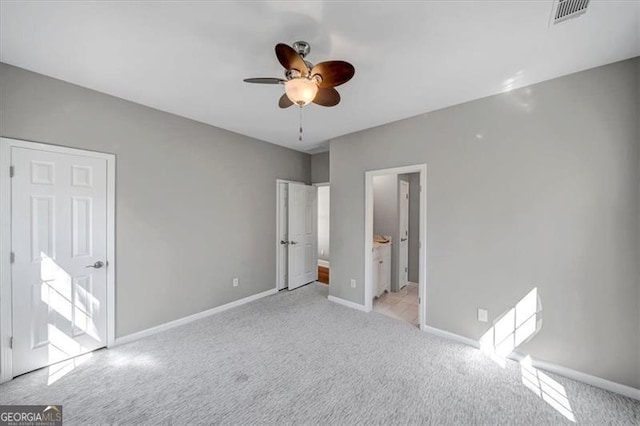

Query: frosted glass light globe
[[284, 78, 319, 106]]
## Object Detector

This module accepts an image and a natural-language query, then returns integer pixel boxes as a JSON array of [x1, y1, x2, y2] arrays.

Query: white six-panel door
[[287, 183, 317, 290], [277, 182, 289, 290], [11, 146, 108, 377]]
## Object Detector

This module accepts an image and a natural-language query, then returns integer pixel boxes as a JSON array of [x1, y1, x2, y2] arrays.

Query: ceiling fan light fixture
[[284, 77, 318, 106]]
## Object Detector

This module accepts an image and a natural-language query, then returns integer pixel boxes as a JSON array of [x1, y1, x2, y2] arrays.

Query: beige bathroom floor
[[373, 282, 419, 327]]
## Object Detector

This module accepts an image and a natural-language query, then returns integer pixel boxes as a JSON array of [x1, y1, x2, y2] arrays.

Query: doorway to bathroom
[[364, 164, 426, 329]]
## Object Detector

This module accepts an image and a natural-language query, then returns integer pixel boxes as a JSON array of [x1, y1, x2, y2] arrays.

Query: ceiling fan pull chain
[[299, 105, 303, 142]]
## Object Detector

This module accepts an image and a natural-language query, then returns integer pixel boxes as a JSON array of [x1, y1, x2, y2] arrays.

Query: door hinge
[[419, 297, 421, 304], [10, 252, 15, 263], [9, 336, 13, 349], [406, 194, 409, 199], [405, 267, 408, 272], [9, 166, 14, 178]]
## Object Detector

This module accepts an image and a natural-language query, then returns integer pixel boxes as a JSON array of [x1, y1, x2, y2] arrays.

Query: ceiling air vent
[[552, 0, 590, 24]]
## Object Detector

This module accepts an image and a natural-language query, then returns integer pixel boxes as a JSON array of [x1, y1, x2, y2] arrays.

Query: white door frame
[[0, 137, 116, 383], [275, 179, 304, 291], [365, 164, 427, 328]]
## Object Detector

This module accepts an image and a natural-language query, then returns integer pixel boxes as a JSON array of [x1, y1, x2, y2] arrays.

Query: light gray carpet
[[2, 283, 638, 425]]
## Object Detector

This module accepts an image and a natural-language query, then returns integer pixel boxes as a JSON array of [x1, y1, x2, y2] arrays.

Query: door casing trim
[[0, 137, 116, 383]]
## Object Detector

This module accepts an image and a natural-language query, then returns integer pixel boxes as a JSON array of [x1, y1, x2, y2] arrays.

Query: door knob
[[86, 261, 104, 269], [280, 240, 289, 245], [290, 241, 298, 245], [401, 238, 407, 242]]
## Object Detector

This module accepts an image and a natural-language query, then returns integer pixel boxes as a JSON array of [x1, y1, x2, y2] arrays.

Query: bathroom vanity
[[372, 239, 392, 298]]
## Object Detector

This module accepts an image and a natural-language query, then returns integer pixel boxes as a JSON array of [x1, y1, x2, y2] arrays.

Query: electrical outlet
[[350, 279, 356, 288], [478, 308, 488, 322], [233, 278, 239, 287]]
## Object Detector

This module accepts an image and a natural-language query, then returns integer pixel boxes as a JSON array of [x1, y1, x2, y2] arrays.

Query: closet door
[[11, 146, 109, 377]]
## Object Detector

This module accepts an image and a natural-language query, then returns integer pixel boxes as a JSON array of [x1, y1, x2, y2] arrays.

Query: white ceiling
[[1, 1, 639, 153]]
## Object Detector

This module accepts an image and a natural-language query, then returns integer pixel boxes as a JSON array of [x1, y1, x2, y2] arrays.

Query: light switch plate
[[478, 308, 488, 322]]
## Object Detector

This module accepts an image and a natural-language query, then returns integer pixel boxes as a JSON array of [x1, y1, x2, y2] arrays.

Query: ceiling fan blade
[[313, 87, 340, 107], [243, 78, 285, 84], [275, 43, 309, 76], [311, 61, 355, 88], [279, 93, 294, 108]]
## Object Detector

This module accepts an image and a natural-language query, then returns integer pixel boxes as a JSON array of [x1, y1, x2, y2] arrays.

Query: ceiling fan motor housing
[[285, 66, 316, 80], [292, 41, 311, 58]]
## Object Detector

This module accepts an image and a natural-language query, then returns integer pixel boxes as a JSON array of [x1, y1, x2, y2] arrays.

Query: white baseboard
[[422, 325, 480, 349], [328, 295, 370, 312], [507, 351, 640, 401], [114, 288, 278, 346], [421, 325, 640, 401]]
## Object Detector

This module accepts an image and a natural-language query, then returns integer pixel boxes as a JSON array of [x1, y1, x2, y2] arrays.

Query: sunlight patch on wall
[[480, 287, 541, 366], [479, 288, 576, 422]]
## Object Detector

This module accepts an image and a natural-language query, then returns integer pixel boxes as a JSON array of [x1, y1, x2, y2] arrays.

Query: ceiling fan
[[244, 41, 355, 109]]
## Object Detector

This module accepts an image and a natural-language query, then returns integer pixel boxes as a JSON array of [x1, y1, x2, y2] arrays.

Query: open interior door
[[287, 183, 317, 290]]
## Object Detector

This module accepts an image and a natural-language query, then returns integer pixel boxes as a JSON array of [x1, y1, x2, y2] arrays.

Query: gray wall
[[399, 173, 420, 283], [329, 58, 640, 388], [0, 63, 310, 338], [310, 151, 330, 183]]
